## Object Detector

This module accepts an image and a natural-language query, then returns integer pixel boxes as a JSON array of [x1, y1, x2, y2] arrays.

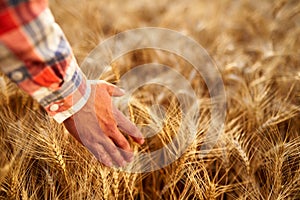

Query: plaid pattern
[[0, 0, 91, 123]]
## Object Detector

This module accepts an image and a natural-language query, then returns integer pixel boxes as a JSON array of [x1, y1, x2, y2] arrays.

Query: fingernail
[[107, 161, 113, 167], [122, 160, 127, 166]]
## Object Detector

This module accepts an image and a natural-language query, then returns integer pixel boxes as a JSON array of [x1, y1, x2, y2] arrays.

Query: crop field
[[0, 0, 299, 199]]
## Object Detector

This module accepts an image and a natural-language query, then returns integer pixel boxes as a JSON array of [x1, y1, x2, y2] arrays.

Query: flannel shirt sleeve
[[0, 0, 91, 123]]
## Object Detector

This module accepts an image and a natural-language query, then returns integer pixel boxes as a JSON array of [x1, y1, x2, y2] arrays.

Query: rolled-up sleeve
[[0, 0, 90, 123]]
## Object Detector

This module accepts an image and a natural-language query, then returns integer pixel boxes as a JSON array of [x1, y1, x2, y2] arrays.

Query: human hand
[[63, 80, 144, 167]]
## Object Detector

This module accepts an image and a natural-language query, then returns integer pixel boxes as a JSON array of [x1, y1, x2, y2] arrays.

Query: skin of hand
[[63, 80, 144, 167]]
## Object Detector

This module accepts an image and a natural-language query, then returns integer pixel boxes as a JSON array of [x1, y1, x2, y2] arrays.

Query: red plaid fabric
[[0, 0, 91, 123]]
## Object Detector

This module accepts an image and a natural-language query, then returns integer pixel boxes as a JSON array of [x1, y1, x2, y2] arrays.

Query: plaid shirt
[[0, 0, 91, 123]]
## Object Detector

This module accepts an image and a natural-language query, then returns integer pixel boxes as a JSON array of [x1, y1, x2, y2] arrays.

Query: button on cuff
[[49, 104, 60, 112], [11, 71, 24, 82]]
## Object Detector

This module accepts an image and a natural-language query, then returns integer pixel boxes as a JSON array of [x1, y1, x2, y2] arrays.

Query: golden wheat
[[0, 0, 299, 199]]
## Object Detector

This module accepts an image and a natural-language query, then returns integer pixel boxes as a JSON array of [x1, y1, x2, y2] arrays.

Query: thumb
[[106, 84, 125, 97], [88, 80, 125, 97]]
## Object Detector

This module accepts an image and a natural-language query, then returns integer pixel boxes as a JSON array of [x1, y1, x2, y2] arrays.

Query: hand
[[63, 80, 144, 167]]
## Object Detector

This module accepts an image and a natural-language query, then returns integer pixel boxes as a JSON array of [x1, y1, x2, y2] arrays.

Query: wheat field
[[0, 0, 300, 199]]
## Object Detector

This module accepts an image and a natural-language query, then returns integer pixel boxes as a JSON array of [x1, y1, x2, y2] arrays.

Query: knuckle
[[101, 157, 109, 164], [97, 145, 105, 152], [109, 146, 118, 154], [102, 159, 112, 167], [105, 124, 117, 135]]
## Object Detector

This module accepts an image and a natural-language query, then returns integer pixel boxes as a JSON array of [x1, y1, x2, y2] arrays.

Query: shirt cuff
[[52, 82, 91, 123], [33, 57, 91, 123]]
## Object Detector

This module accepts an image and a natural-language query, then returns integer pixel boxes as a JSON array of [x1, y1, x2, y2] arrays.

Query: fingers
[[94, 80, 125, 97], [92, 114, 133, 164], [104, 122, 132, 153], [69, 111, 132, 167], [90, 133, 133, 166], [101, 136, 133, 165], [89, 143, 113, 167], [109, 131, 134, 162], [113, 107, 145, 145], [86, 129, 132, 167]]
